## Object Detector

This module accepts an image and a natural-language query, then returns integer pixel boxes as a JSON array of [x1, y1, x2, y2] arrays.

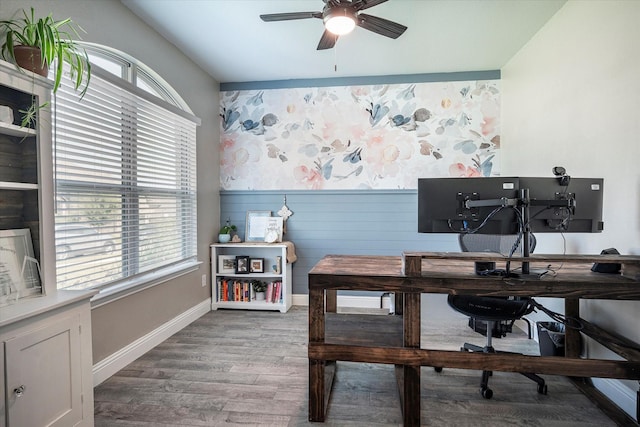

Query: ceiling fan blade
[[324, 0, 351, 5], [357, 13, 407, 39], [352, 0, 389, 11], [317, 29, 338, 50], [260, 12, 322, 22]]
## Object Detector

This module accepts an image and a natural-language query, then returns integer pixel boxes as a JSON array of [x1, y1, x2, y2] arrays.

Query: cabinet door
[[5, 315, 82, 427]]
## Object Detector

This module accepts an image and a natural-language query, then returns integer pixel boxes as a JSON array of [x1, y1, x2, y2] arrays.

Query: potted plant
[[1, 7, 91, 126], [218, 219, 237, 243], [251, 280, 267, 301]]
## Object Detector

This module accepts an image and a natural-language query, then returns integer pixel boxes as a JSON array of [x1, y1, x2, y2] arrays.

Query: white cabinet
[[5, 315, 81, 426], [211, 243, 292, 313], [0, 59, 93, 426], [1, 291, 95, 427]]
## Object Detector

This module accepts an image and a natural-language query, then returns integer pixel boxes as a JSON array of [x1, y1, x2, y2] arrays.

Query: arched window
[[53, 43, 200, 294], [81, 43, 192, 111]]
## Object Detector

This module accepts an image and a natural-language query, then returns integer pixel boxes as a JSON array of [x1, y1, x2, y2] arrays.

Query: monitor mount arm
[[464, 189, 574, 275]]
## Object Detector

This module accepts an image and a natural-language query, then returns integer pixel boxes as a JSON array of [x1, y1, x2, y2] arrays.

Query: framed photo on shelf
[[250, 258, 264, 273], [235, 255, 250, 274], [217, 255, 236, 274], [264, 216, 284, 243], [0, 228, 42, 306], [245, 210, 271, 242]]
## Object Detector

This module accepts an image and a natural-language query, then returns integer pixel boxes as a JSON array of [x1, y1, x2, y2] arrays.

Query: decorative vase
[[13, 46, 48, 77], [218, 233, 231, 243], [256, 292, 266, 301]]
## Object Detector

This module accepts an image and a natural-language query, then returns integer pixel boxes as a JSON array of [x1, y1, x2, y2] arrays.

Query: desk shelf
[[404, 251, 640, 281], [325, 313, 403, 348]]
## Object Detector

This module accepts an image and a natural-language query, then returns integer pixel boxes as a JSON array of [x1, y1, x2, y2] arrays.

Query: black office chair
[[447, 233, 547, 399]]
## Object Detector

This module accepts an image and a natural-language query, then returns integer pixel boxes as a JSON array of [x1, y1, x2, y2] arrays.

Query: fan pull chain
[[334, 34, 338, 72]]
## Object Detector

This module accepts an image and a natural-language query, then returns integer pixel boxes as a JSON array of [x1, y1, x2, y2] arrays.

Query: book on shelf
[[266, 282, 273, 303], [266, 280, 282, 304], [217, 278, 255, 303], [217, 278, 282, 304], [273, 281, 279, 303]]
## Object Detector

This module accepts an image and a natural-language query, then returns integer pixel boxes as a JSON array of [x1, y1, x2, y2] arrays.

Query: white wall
[[502, 0, 640, 418]]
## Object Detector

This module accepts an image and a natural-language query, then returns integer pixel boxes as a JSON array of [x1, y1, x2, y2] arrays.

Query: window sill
[[90, 260, 202, 308]]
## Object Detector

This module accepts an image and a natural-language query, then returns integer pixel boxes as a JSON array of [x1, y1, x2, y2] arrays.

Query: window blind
[[53, 68, 198, 290]]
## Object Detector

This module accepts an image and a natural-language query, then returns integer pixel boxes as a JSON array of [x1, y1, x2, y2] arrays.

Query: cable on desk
[[530, 299, 584, 330]]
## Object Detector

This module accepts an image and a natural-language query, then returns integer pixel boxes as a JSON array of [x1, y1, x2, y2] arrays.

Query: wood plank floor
[[94, 299, 618, 426]]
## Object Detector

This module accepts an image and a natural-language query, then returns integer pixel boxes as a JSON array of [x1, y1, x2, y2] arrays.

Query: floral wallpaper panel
[[220, 80, 500, 190]]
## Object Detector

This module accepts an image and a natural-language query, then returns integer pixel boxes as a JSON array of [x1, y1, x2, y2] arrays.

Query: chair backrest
[[451, 233, 537, 322], [458, 233, 536, 256]]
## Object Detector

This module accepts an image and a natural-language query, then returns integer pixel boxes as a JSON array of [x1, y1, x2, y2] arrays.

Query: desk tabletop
[[309, 254, 404, 276], [308, 253, 640, 300]]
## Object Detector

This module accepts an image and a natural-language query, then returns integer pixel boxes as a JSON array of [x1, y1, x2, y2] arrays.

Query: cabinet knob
[[13, 385, 25, 397]]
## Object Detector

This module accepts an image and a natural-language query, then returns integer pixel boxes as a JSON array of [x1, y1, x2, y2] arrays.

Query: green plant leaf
[[1, 7, 91, 97]]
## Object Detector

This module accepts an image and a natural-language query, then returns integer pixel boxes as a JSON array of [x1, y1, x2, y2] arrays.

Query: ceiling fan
[[260, 0, 407, 50]]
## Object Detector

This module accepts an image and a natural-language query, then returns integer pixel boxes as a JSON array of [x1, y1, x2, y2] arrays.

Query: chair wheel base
[[538, 383, 548, 395], [481, 387, 493, 399]]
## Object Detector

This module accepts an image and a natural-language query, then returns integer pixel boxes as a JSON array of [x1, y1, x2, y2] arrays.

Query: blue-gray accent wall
[[220, 190, 460, 295]]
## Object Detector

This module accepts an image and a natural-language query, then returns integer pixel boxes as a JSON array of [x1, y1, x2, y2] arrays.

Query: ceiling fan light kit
[[324, 7, 357, 35], [260, 0, 406, 50]]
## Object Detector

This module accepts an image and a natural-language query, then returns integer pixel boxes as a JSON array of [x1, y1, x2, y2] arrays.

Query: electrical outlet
[[201, 274, 207, 287]]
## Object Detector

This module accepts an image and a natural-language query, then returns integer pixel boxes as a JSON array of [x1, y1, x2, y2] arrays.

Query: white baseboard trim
[[292, 293, 389, 309], [591, 378, 638, 421], [92, 298, 211, 386], [292, 293, 308, 306]]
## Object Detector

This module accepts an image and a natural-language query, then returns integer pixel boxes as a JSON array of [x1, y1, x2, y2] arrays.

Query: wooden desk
[[308, 252, 640, 426]]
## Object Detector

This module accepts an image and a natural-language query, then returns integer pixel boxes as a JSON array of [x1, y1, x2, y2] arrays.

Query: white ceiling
[[121, 0, 566, 84]]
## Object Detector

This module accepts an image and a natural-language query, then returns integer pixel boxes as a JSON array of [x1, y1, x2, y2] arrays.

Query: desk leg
[[394, 292, 404, 315], [395, 293, 421, 427], [565, 298, 580, 358], [309, 287, 333, 422], [326, 289, 337, 313]]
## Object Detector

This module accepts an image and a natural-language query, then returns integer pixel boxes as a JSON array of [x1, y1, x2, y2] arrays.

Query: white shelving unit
[[0, 60, 54, 303], [211, 243, 292, 313]]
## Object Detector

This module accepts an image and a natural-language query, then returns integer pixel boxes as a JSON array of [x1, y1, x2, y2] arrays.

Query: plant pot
[[13, 46, 48, 77], [218, 233, 231, 243], [255, 292, 266, 301]]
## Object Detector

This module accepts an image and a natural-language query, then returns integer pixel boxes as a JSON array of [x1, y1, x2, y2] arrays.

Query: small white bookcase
[[211, 243, 292, 313]]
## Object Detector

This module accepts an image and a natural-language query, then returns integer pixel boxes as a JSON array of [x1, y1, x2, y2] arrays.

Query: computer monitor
[[417, 177, 521, 235], [418, 176, 604, 235], [520, 177, 604, 233]]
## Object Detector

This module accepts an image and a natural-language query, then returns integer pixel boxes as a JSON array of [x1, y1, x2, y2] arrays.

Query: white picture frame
[[217, 255, 236, 274], [264, 216, 284, 243], [245, 210, 271, 242], [0, 228, 42, 306]]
